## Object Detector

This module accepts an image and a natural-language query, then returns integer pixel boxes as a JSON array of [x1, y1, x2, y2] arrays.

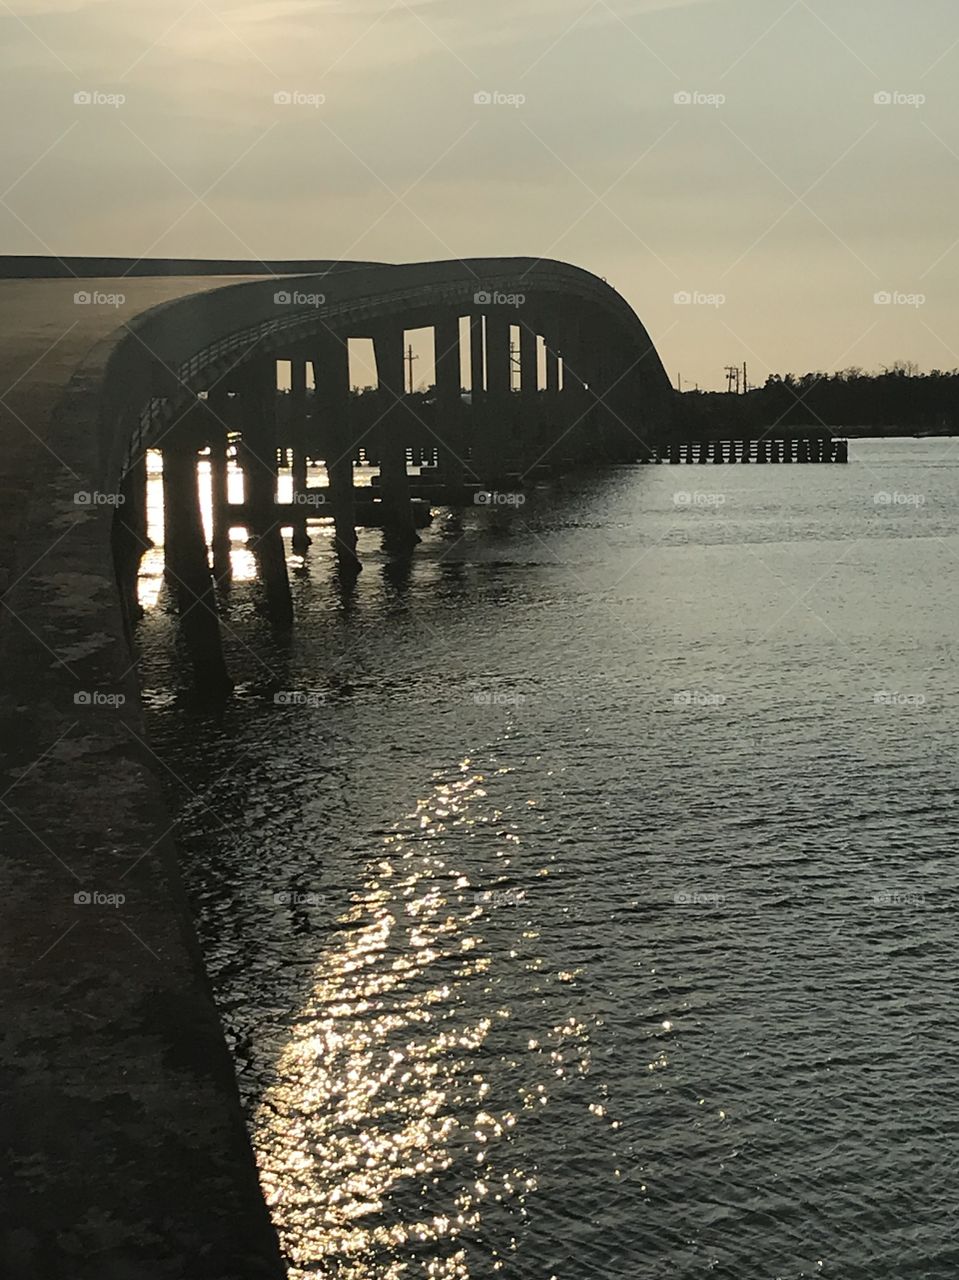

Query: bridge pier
[[612, 335, 654, 462], [434, 313, 465, 501], [483, 310, 513, 487], [161, 433, 232, 692], [545, 339, 560, 407], [586, 335, 623, 461], [289, 357, 311, 555], [206, 388, 233, 582], [114, 448, 150, 646], [238, 359, 293, 626], [517, 321, 539, 475], [468, 315, 485, 488], [537, 335, 562, 474], [373, 328, 419, 546], [557, 311, 592, 466], [312, 333, 360, 570]]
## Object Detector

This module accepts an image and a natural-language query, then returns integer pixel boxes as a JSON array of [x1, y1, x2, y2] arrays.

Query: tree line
[[677, 364, 959, 437]]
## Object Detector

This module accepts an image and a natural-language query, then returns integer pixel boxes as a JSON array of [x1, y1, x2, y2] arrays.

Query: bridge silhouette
[[0, 254, 672, 1280], [51, 256, 673, 689]]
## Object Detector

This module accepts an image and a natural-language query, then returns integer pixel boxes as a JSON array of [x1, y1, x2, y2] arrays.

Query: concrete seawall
[[0, 281, 287, 1278]]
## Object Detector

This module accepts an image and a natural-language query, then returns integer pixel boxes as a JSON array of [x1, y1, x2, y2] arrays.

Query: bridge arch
[[83, 257, 676, 683]]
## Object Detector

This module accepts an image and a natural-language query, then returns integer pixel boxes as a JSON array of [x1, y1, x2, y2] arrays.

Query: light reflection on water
[[140, 449, 259, 606], [138, 440, 959, 1279], [252, 762, 601, 1279], [139, 450, 408, 608]]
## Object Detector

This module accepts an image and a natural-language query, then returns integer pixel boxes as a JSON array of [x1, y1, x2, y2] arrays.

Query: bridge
[[0, 256, 671, 1279]]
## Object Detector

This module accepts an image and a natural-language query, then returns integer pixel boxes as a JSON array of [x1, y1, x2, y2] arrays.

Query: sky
[[2, 0, 959, 389]]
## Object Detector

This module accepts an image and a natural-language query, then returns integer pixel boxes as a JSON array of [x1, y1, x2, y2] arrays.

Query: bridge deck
[[0, 275, 255, 586]]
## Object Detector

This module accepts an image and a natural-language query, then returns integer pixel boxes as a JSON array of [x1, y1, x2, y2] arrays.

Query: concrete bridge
[[0, 256, 671, 1278]]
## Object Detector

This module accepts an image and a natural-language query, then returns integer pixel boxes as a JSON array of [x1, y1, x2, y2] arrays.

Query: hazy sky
[[2, 0, 958, 388]]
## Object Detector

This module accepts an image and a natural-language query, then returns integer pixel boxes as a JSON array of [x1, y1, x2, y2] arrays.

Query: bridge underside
[[106, 259, 674, 685]]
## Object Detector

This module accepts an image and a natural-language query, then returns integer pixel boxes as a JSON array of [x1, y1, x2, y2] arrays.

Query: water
[[138, 439, 959, 1279]]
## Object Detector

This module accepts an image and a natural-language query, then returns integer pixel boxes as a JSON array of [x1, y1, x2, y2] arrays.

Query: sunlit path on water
[[254, 764, 596, 1279]]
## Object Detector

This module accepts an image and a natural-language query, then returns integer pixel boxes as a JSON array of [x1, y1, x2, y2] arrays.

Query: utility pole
[[725, 365, 740, 394], [509, 338, 521, 390], [677, 372, 683, 392], [743, 362, 748, 394], [404, 343, 419, 394]]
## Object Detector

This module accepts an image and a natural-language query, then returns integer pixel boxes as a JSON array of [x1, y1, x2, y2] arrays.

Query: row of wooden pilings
[[647, 437, 850, 464], [113, 313, 649, 693]]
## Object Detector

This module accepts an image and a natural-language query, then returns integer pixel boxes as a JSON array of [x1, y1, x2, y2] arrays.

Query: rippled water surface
[[139, 439, 959, 1279]]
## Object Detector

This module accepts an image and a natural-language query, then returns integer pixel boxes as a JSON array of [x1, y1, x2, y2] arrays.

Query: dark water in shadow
[[138, 440, 959, 1279]]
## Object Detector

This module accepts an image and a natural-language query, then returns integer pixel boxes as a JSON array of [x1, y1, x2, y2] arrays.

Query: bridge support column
[[557, 312, 590, 467], [373, 328, 419, 546], [612, 346, 654, 461], [313, 334, 360, 569], [545, 341, 560, 398], [593, 335, 635, 461], [482, 310, 512, 488], [289, 357, 311, 555], [113, 449, 150, 648], [207, 389, 233, 582], [209, 430, 232, 583], [517, 321, 538, 477], [538, 338, 561, 472], [162, 436, 232, 692], [239, 359, 293, 626], [468, 315, 485, 490], [434, 313, 465, 502]]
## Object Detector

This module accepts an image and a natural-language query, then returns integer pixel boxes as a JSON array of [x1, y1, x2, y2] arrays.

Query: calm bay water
[[138, 438, 959, 1279]]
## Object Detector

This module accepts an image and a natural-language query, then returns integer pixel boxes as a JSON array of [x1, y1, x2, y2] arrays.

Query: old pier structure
[[647, 436, 850, 464]]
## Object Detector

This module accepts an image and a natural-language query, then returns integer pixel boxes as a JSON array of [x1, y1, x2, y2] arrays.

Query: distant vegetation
[[677, 364, 959, 438]]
